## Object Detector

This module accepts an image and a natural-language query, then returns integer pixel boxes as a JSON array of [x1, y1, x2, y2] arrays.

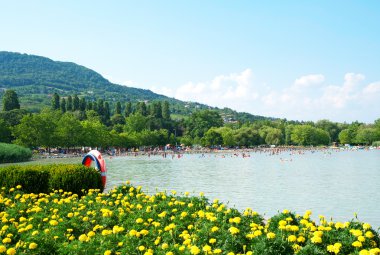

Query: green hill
[[0, 51, 271, 122]]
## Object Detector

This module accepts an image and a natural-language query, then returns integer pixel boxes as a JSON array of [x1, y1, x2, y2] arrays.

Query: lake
[[6, 148, 380, 228]]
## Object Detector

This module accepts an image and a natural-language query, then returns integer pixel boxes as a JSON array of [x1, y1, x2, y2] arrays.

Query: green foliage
[[0, 118, 12, 143], [186, 110, 224, 138], [0, 164, 103, 194], [51, 92, 60, 110], [0, 142, 32, 163], [355, 127, 380, 145], [2, 89, 20, 111], [291, 125, 330, 146]]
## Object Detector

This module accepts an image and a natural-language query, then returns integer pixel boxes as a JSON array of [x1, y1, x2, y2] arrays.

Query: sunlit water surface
[[8, 149, 380, 228]]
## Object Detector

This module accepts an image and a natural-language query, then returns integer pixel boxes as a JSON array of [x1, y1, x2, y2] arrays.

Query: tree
[[67, 95, 73, 111], [60, 98, 66, 113], [265, 127, 283, 145], [125, 102, 132, 117], [125, 113, 148, 132], [115, 101, 122, 115], [291, 125, 330, 146], [111, 114, 126, 125], [203, 128, 223, 147], [150, 102, 162, 118], [355, 127, 379, 145], [338, 129, 352, 144], [2, 90, 20, 111], [162, 101, 170, 120], [233, 127, 260, 147], [79, 97, 86, 111], [56, 113, 83, 148], [13, 110, 59, 150], [186, 110, 223, 138], [0, 119, 12, 143], [73, 95, 80, 111], [104, 102, 111, 125], [51, 93, 60, 110]]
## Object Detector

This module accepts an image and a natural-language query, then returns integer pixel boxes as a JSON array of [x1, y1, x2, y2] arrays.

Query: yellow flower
[[190, 246, 200, 255], [166, 252, 174, 255], [29, 242, 38, 249], [352, 241, 363, 248], [211, 226, 219, 232], [6, 248, 16, 255], [359, 250, 370, 255], [297, 236, 306, 243], [162, 243, 169, 249], [358, 236, 365, 242], [104, 250, 112, 255], [78, 234, 88, 242], [287, 235, 297, 242], [203, 245, 211, 252], [136, 218, 144, 223], [311, 236, 322, 244], [49, 220, 58, 226], [213, 248, 222, 254], [267, 232, 276, 239], [365, 231, 374, 238], [228, 226, 240, 235], [0, 246, 6, 253], [2, 238, 11, 244], [138, 246, 145, 251], [363, 223, 371, 230], [209, 238, 216, 244]]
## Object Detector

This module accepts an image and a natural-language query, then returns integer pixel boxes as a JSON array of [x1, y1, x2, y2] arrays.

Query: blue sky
[[1, 1, 379, 122]]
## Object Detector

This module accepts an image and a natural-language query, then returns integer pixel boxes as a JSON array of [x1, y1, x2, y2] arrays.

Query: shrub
[[372, 141, 380, 146], [0, 164, 103, 195], [0, 142, 32, 163]]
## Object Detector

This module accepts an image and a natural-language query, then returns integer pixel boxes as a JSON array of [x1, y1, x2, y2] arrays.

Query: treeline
[[1, 90, 380, 149]]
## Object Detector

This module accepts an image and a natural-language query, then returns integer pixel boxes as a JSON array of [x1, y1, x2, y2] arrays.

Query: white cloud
[[148, 70, 379, 122]]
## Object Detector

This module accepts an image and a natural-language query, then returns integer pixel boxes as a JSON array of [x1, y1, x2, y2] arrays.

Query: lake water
[[5, 149, 380, 228]]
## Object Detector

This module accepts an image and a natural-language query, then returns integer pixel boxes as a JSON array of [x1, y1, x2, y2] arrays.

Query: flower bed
[[0, 183, 379, 255]]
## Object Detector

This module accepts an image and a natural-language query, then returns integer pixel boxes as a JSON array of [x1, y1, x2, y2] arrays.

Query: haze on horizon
[[1, 1, 379, 123]]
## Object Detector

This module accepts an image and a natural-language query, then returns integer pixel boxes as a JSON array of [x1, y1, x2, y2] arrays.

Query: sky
[[1, 0, 379, 122]]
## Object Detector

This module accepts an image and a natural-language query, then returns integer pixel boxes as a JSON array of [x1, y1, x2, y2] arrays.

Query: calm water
[[5, 149, 380, 228]]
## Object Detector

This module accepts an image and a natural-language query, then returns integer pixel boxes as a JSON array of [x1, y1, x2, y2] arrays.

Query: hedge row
[[0, 164, 103, 195], [0, 142, 32, 163]]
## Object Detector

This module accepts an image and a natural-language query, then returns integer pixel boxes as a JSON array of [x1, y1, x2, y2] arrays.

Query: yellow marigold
[[138, 246, 145, 251], [166, 252, 173, 255], [29, 242, 38, 249], [6, 248, 16, 255], [162, 243, 169, 249], [136, 218, 144, 224], [203, 245, 211, 252], [209, 238, 216, 244], [288, 235, 297, 242], [190, 246, 200, 255], [211, 226, 219, 232], [363, 223, 371, 230], [365, 231, 374, 239], [359, 250, 370, 255], [267, 232, 276, 239], [104, 250, 112, 255], [297, 236, 306, 243], [213, 248, 222, 254], [311, 236, 322, 244], [228, 226, 240, 235], [352, 241, 363, 248], [2, 238, 11, 244], [358, 236, 366, 242], [49, 220, 58, 226], [0, 246, 6, 253], [78, 234, 88, 242]]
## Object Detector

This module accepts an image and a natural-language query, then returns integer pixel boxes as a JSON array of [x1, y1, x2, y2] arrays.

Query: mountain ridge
[[0, 51, 272, 122]]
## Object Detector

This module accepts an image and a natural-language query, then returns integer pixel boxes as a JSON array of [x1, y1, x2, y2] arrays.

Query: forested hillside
[[0, 51, 269, 122]]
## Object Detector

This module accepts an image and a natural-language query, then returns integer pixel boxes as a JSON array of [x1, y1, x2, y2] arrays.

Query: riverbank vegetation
[[0, 183, 379, 255], [1, 92, 379, 150], [0, 143, 32, 163]]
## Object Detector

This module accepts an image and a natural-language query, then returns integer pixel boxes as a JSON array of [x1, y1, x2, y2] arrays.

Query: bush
[[0, 164, 103, 195], [372, 141, 380, 146], [0, 142, 32, 163]]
